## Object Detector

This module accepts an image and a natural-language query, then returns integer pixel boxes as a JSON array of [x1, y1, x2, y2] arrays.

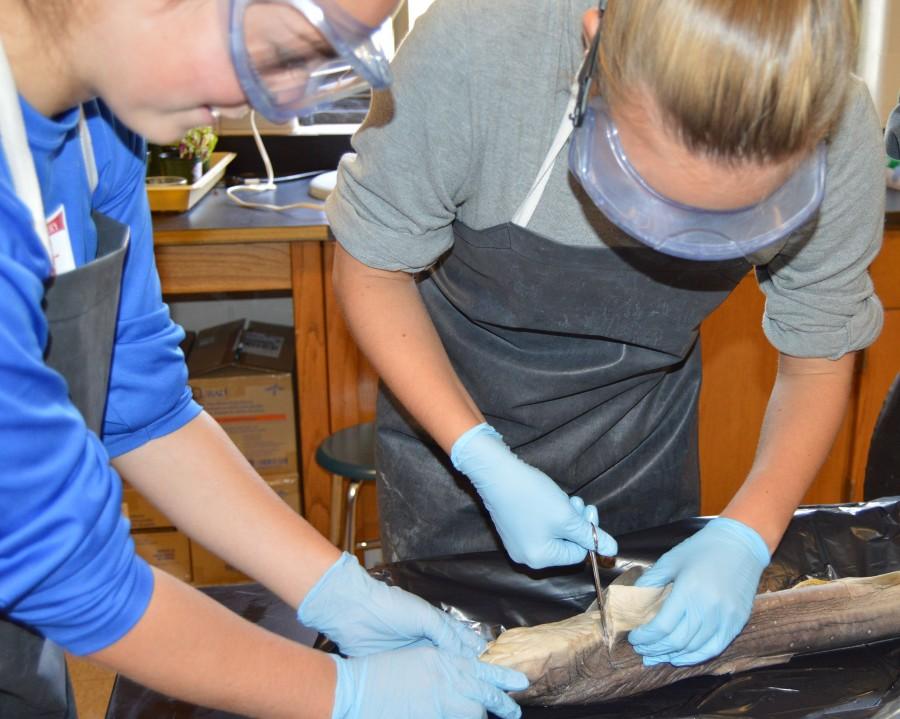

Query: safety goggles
[[230, 0, 396, 123], [567, 2, 826, 262], [569, 98, 826, 261]]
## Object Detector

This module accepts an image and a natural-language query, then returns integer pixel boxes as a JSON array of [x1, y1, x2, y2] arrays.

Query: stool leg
[[344, 481, 363, 553], [329, 474, 345, 546]]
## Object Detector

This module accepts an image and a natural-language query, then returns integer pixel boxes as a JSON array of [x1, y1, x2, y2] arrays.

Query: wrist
[[329, 654, 358, 719], [709, 516, 771, 566], [450, 422, 502, 471], [297, 552, 355, 623]]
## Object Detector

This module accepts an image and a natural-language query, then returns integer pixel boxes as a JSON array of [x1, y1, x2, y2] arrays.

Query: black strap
[[571, 0, 606, 129]]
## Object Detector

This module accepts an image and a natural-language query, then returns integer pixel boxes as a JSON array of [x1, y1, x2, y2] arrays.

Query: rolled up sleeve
[[757, 79, 884, 359], [325, 0, 475, 272], [85, 105, 201, 457]]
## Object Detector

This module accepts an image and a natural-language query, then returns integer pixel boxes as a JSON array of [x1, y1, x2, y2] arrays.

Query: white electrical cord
[[225, 110, 326, 212]]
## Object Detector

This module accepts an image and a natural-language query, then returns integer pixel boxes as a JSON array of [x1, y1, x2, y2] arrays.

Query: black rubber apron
[[0, 61, 129, 718], [376, 76, 750, 563]]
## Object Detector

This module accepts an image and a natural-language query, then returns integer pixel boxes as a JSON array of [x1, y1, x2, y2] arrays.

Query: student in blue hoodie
[[0, 1, 526, 717]]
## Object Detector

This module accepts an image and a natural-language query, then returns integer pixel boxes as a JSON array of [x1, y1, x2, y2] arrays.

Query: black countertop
[[151, 179, 900, 236], [152, 177, 328, 239]]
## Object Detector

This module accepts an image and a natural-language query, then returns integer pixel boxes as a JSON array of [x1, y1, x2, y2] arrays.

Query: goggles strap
[[512, 1, 605, 227], [572, 0, 605, 128]]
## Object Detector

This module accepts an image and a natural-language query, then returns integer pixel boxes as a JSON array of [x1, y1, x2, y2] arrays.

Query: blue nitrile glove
[[628, 517, 771, 667], [299, 552, 485, 657], [331, 646, 529, 719], [451, 423, 617, 569]]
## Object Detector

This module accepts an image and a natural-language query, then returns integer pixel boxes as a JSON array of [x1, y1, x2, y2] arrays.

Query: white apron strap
[[510, 80, 579, 229], [78, 107, 98, 194], [0, 38, 53, 258], [0, 39, 98, 271]]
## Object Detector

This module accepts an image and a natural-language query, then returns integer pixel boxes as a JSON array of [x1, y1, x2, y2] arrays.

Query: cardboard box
[[266, 473, 301, 514], [122, 475, 298, 530], [188, 474, 298, 586], [190, 541, 251, 586], [188, 320, 244, 374], [122, 483, 174, 530], [189, 321, 298, 477], [133, 530, 192, 582], [179, 329, 197, 362]]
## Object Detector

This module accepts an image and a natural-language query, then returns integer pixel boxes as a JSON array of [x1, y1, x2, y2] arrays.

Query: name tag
[[46, 205, 76, 275]]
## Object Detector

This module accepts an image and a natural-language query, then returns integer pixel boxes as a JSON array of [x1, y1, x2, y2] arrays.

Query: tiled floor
[[66, 654, 116, 719]]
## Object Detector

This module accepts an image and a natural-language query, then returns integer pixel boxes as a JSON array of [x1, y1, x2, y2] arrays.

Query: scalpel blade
[[589, 524, 610, 644]]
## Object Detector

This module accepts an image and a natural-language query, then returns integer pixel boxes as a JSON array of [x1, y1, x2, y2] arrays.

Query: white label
[[45, 205, 76, 275], [241, 331, 285, 359]]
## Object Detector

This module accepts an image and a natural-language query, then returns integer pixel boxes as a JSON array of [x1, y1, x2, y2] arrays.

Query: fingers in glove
[[432, 612, 486, 657], [669, 617, 742, 666], [462, 659, 527, 719], [633, 613, 709, 658], [628, 588, 691, 650], [584, 503, 599, 529], [569, 496, 600, 529], [661, 607, 721, 662], [471, 659, 529, 692], [642, 654, 674, 667], [560, 509, 617, 557], [633, 555, 677, 589], [475, 685, 522, 719], [442, 696, 493, 719]]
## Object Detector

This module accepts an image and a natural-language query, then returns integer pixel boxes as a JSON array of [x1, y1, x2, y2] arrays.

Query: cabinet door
[[323, 242, 380, 545], [698, 274, 856, 514]]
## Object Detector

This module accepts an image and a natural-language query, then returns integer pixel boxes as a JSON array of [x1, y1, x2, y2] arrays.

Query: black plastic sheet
[[375, 498, 900, 719], [106, 500, 900, 718], [106, 584, 319, 718]]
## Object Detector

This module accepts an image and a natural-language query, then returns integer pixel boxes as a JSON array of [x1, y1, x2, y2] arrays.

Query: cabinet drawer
[[155, 242, 292, 294]]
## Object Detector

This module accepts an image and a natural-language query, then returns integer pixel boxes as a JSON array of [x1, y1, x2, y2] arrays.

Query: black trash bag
[[373, 498, 900, 719], [865, 375, 900, 501]]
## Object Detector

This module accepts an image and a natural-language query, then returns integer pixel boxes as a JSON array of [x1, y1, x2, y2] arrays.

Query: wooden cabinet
[[693, 227, 897, 512], [326, 228, 900, 537], [697, 275, 857, 512], [322, 242, 380, 546]]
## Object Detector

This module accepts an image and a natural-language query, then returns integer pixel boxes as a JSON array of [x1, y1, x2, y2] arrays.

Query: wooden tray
[[146, 152, 236, 213]]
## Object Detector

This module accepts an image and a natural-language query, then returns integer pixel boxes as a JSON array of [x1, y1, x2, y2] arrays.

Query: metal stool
[[315, 422, 378, 553]]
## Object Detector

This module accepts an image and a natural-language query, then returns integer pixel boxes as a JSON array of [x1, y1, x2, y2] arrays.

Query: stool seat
[[315, 422, 378, 556], [315, 422, 376, 482]]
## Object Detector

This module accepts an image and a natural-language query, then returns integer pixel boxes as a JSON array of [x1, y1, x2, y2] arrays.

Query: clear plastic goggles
[[230, 0, 395, 123], [568, 97, 827, 261]]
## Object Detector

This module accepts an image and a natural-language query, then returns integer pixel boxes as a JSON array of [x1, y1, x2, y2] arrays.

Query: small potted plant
[[148, 126, 218, 184], [177, 126, 218, 181]]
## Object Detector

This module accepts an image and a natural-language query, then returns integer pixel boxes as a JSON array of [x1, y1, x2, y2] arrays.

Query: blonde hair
[[598, 0, 859, 162]]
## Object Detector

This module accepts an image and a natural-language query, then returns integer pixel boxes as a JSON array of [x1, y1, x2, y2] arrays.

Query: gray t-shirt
[[326, 0, 884, 359]]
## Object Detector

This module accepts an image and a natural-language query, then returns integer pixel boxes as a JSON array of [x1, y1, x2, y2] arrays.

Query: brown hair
[[598, 0, 859, 162]]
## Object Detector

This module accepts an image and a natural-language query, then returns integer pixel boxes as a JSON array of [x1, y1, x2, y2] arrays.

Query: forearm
[[113, 412, 340, 609], [721, 352, 857, 552], [332, 244, 482, 452], [90, 568, 334, 718]]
